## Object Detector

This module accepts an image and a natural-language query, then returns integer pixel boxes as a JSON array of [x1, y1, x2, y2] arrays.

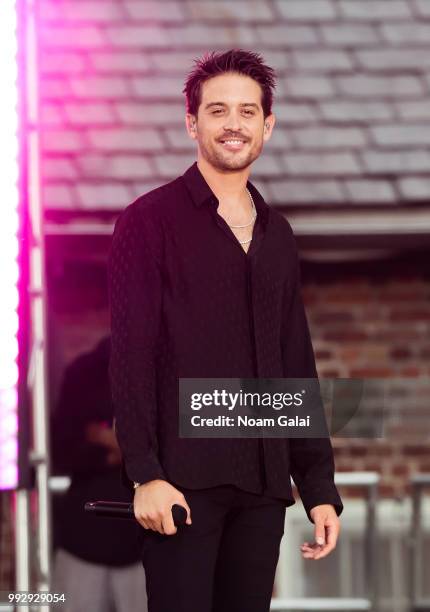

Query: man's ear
[[263, 113, 275, 141], [186, 113, 197, 139]]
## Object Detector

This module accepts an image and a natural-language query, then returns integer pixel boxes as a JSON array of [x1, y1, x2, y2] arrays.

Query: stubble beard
[[198, 136, 263, 172]]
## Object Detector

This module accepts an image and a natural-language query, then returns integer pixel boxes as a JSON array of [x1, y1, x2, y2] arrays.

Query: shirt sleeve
[[107, 202, 167, 486], [281, 226, 344, 524]]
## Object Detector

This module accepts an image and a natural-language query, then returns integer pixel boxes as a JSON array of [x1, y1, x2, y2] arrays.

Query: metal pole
[[365, 481, 378, 611], [25, 0, 53, 604], [410, 482, 421, 610], [14, 489, 31, 612], [408, 474, 430, 612]]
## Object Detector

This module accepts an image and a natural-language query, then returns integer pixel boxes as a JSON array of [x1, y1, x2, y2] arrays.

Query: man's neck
[[196, 158, 250, 208]]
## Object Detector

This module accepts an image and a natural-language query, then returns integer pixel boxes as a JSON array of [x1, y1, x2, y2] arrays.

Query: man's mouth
[[218, 138, 248, 151]]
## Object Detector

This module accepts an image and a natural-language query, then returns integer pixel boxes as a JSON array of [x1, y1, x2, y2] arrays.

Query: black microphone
[[84, 501, 188, 527]]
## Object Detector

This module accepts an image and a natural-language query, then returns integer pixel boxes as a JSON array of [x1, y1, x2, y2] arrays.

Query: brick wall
[[301, 252, 430, 499]]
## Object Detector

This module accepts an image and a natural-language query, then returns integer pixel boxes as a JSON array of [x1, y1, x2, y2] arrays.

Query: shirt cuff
[[296, 480, 344, 524], [120, 453, 167, 493]]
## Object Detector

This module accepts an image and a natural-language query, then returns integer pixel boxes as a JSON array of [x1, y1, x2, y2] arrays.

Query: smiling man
[[108, 49, 344, 612]]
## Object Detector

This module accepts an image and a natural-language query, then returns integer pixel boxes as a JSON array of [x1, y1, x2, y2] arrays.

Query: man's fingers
[[133, 504, 148, 529], [180, 496, 192, 525], [148, 512, 164, 533], [301, 542, 330, 559], [162, 509, 178, 536], [314, 523, 338, 558], [314, 519, 326, 546], [302, 522, 339, 559], [142, 511, 182, 534], [136, 512, 161, 533], [143, 517, 155, 531], [325, 524, 338, 547], [314, 542, 336, 559], [136, 517, 149, 530]]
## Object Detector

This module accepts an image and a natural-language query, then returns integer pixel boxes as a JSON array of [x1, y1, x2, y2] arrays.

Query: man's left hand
[[300, 504, 340, 560]]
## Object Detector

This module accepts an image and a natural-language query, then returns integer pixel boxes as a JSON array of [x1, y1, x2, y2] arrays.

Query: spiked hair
[[183, 48, 276, 119]]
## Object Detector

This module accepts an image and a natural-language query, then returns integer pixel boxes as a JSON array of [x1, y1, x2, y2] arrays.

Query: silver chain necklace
[[225, 188, 257, 245]]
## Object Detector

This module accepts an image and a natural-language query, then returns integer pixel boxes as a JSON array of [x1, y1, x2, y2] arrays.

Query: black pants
[[139, 484, 286, 612]]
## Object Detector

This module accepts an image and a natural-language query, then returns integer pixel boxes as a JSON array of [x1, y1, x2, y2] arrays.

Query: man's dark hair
[[183, 48, 276, 119]]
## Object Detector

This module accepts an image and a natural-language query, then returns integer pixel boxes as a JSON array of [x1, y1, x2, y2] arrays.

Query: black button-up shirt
[[108, 161, 343, 523]]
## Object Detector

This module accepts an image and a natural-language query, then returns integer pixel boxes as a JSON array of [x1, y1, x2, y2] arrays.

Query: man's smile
[[218, 138, 248, 151]]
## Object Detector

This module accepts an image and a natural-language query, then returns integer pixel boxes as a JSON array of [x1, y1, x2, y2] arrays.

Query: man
[[108, 48, 343, 612]]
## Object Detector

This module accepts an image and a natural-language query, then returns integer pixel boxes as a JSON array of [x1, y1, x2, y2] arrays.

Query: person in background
[[51, 335, 148, 612]]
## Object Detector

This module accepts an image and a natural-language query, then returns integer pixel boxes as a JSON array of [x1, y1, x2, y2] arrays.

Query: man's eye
[[211, 109, 254, 116]]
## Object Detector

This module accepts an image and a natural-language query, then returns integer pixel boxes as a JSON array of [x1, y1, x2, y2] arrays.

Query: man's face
[[186, 72, 275, 172]]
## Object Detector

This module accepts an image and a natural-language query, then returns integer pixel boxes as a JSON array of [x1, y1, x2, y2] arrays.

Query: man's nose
[[222, 111, 243, 133]]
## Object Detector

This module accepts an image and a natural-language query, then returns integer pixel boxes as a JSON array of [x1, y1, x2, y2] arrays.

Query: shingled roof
[[38, 0, 430, 241]]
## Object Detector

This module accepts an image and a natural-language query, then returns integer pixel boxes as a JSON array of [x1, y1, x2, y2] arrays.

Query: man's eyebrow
[[204, 102, 260, 110]]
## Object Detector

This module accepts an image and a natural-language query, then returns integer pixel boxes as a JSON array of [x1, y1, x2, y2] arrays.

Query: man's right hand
[[133, 479, 192, 535]]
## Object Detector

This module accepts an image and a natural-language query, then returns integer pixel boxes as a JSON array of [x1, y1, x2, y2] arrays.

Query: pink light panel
[[0, 0, 20, 489]]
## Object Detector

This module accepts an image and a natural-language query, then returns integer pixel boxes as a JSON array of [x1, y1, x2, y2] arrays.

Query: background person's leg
[[110, 561, 148, 612], [212, 492, 286, 612], [52, 547, 112, 612], [140, 485, 235, 612]]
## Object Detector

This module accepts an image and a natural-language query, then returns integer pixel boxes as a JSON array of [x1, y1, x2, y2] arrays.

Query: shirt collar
[[182, 161, 269, 229]]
